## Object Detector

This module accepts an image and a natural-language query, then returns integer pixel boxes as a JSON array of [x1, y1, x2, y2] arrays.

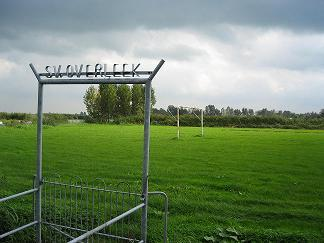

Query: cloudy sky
[[0, 0, 323, 113]]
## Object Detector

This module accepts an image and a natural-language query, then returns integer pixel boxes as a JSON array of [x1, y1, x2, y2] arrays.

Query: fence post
[[30, 63, 44, 243], [36, 82, 43, 243], [141, 60, 164, 242], [141, 78, 151, 242]]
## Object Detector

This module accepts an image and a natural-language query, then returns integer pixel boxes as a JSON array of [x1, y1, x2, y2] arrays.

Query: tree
[[156, 108, 168, 115], [142, 86, 157, 108], [282, 110, 293, 118], [98, 84, 109, 122], [167, 105, 178, 116], [233, 109, 242, 116], [107, 84, 117, 120], [248, 109, 254, 116], [83, 84, 157, 120], [83, 85, 99, 119], [320, 109, 324, 117], [205, 105, 216, 116], [98, 84, 118, 121], [225, 106, 234, 116], [242, 108, 248, 116], [151, 88, 157, 108], [221, 107, 225, 116], [131, 84, 144, 115], [116, 84, 132, 116], [214, 108, 221, 116]]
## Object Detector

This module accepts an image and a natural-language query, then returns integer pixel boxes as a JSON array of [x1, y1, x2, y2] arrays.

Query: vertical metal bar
[[44, 180, 47, 243], [109, 191, 112, 241], [141, 59, 165, 242], [115, 191, 119, 242], [86, 182, 89, 234], [121, 193, 124, 237], [97, 186, 100, 243], [30, 64, 44, 243], [134, 194, 138, 240], [49, 181, 52, 240], [75, 182, 78, 234], [148, 192, 168, 243], [163, 196, 168, 243], [36, 82, 43, 243], [91, 187, 94, 243], [79, 183, 82, 230], [69, 183, 73, 237], [33, 175, 36, 228], [104, 186, 107, 236], [127, 190, 131, 239], [59, 180, 62, 242], [177, 106, 180, 139], [141, 79, 151, 243], [64, 184, 67, 239], [201, 109, 204, 137], [54, 181, 57, 242]]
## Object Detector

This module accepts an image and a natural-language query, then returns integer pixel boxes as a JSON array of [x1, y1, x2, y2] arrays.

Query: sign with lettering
[[42, 63, 151, 78], [30, 59, 164, 84]]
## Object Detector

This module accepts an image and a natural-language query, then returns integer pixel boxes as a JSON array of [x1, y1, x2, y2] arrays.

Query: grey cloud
[[1, 0, 324, 35], [1, 0, 324, 114], [133, 44, 207, 61], [0, 31, 131, 57]]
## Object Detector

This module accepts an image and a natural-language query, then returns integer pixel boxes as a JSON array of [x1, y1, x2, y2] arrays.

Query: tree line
[[83, 84, 156, 122], [152, 105, 324, 119]]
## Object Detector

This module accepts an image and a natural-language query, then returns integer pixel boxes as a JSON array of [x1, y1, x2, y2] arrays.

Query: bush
[[148, 115, 324, 130]]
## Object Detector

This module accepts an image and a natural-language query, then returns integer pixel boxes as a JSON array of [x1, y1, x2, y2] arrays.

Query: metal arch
[[30, 63, 153, 85], [30, 59, 164, 243], [0, 59, 165, 242]]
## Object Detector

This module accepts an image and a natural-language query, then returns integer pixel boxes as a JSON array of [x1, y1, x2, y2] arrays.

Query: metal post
[[30, 64, 44, 243], [201, 109, 204, 137], [177, 107, 180, 139], [36, 82, 43, 243], [141, 60, 164, 242]]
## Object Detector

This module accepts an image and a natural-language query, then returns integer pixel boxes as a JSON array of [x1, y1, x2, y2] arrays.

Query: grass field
[[1, 124, 324, 242]]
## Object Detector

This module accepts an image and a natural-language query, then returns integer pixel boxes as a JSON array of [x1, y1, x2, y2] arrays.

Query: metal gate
[[41, 176, 168, 242], [0, 60, 166, 242]]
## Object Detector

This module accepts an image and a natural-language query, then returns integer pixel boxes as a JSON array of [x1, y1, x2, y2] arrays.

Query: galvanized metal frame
[[39, 176, 168, 243], [0, 59, 165, 242]]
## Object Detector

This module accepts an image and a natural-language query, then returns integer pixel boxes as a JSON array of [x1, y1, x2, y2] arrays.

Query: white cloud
[[0, 26, 323, 113], [0, 58, 16, 78]]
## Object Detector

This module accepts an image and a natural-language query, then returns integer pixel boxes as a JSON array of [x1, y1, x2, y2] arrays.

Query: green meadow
[[1, 124, 324, 242]]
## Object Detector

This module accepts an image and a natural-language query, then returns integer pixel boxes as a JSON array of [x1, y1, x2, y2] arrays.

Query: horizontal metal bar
[[39, 78, 148, 84], [0, 188, 38, 203], [43, 222, 141, 242], [38, 71, 153, 77], [180, 106, 202, 110], [148, 191, 168, 198], [0, 221, 38, 239], [68, 203, 145, 243], [43, 180, 141, 196], [48, 224, 75, 240]]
